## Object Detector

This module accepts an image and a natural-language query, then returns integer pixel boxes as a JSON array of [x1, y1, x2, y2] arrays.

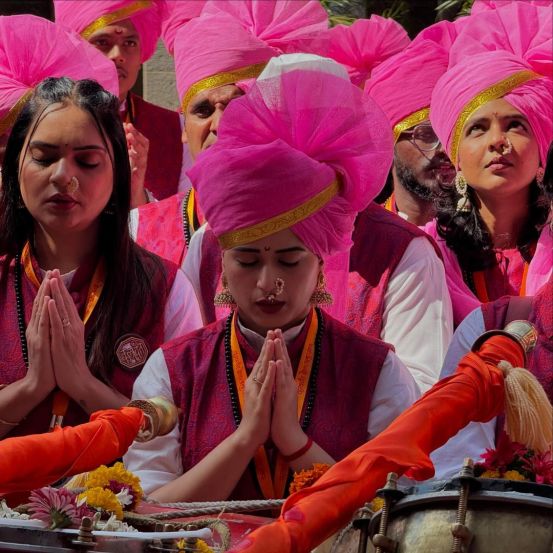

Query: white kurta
[[184, 226, 453, 394], [430, 308, 496, 481], [124, 322, 420, 494]]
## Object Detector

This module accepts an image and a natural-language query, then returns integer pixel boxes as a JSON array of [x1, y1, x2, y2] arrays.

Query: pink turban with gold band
[[54, 0, 164, 62], [327, 16, 410, 88], [174, 0, 328, 114], [160, 1, 206, 56], [0, 15, 119, 137], [430, 3, 553, 167], [188, 54, 393, 260], [365, 19, 462, 143]]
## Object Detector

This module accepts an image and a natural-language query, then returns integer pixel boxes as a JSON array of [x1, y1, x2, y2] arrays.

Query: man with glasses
[[344, 24, 460, 392], [366, 23, 459, 226]]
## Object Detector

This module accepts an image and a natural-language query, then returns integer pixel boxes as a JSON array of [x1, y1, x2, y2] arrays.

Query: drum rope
[[143, 497, 285, 515]]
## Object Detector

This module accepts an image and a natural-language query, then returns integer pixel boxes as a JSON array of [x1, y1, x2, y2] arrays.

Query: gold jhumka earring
[[214, 274, 236, 308], [310, 271, 333, 306], [454, 172, 471, 213]]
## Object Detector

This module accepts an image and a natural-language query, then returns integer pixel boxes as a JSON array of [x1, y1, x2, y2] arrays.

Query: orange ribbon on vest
[[21, 242, 106, 430], [229, 309, 318, 499]]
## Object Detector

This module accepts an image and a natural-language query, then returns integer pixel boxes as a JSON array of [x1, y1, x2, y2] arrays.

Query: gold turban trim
[[218, 179, 340, 250], [80, 1, 152, 39]]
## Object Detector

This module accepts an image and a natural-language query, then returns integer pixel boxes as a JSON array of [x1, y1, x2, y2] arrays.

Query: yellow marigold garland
[[78, 487, 124, 520], [289, 463, 331, 494], [85, 462, 143, 508], [176, 538, 213, 552]]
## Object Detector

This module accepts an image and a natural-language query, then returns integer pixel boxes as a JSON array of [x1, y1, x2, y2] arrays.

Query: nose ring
[[67, 176, 79, 194], [266, 278, 285, 302], [500, 137, 513, 155]]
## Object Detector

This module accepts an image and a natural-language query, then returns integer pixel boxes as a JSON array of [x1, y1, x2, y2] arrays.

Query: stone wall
[[142, 41, 179, 111]]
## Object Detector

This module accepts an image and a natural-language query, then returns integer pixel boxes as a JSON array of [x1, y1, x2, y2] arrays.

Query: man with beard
[[389, 124, 456, 225], [367, 21, 462, 226]]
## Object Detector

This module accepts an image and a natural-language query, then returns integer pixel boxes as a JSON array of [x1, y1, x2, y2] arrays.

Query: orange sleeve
[[229, 335, 524, 553], [0, 407, 144, 495]]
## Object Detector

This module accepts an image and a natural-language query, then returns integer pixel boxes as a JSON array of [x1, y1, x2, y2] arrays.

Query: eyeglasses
[[400, 123, 441, 152]]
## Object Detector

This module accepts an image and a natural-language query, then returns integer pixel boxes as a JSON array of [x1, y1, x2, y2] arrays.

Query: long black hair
[[0, 77, 166, 384], [542, 141, 553, 207], [435, 175, 549, 273]]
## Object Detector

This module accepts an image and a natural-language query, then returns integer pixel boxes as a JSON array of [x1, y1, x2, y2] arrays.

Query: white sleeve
[[123, 348, 183, 494], [367, 351, 420, 439], [164, 269, 203, 342], [430, 308, 492, 481], [381, 236, 454, 393], [440, 308, 485, 378], [128, 207, 139, 241], [181, 224, 209, 322], [431, 420, 497, 481]]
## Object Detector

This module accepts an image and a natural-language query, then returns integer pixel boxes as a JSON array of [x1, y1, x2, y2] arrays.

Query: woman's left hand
[[270, 330, 307, 456], [47, 270, 91, 398]]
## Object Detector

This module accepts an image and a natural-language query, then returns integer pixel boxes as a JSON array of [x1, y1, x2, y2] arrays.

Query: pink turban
[[430, 3, 553, 166], [160, 1, 206, 56], [471, 0, 552, 15], [327, 16, 410, 88], [54, 0, 164, 62], [174, 0, 329, 113], [365, 20, 462, 141], [188, 54, 393, 259], [0, 15, 119, 136]]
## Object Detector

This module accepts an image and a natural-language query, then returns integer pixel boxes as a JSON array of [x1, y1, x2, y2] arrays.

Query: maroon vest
[[129, 93, 183, 201], [135, 192, 188, 266], [164, 309, 388, 500], [0, 253, 177, 438], [481, 279, 553, 402], [346, 203, 441, 339]]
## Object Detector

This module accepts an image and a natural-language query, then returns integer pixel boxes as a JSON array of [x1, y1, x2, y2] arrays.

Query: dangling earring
[[309, 271, 333, 306], [454, 172, 471, 213], [536, 167, 545, 186], [214, 273, 236, 308]]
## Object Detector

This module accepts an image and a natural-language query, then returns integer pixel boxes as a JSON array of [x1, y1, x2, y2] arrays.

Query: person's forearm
[[66, 374, 128, 414], [0, 376, 51, 437], [149, 428, 259, 502], [288, 440, 335, 473]]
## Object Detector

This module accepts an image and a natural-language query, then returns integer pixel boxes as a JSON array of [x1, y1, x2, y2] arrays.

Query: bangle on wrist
[[282, 437, 313, 463]]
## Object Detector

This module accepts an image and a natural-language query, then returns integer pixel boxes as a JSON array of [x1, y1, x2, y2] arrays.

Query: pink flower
[[522, 450, 553, 485], [28, 487, 93, 529], [479, 432, 527, 473]]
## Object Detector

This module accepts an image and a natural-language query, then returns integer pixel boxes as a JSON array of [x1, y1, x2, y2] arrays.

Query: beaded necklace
[[223, 308, 323, 498]]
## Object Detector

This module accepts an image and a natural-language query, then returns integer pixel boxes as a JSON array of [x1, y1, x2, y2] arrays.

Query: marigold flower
[[289, 463, 331, 494], [479, 470, 501, 479], [502, 470, 526, 481], [78, 487, 124, 520], [85, 462, 143, 509]]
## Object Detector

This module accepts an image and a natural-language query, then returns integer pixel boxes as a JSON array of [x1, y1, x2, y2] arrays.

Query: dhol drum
[[323, 473, 553, 553]]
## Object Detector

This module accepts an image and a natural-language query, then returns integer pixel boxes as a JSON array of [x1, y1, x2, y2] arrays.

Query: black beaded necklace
[[224, 308, 324, 432], [14, 253, 93, 368]]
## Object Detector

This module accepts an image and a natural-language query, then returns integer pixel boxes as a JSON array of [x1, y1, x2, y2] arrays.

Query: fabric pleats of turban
[[188, 54, 393, 260], [173, 0, 329, 113], [0, 14, 119, 136], [430, 2, 553, 166], [54, 0, 164, 62]]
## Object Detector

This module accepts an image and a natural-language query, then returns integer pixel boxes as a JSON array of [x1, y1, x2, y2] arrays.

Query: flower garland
[[289, 463, 331, 494], [475, 432, 553, 484], [78, 462, 143, 520]]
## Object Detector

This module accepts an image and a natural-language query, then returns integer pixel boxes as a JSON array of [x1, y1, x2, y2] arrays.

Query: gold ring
[[62, 318, 71, 327], [252, 375, 264, 385]]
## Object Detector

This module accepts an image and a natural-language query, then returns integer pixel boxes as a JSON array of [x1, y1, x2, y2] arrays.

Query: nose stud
[[500, 137, 513, 155], [66, 176, 79, 194], [266, 278, 285, 303]]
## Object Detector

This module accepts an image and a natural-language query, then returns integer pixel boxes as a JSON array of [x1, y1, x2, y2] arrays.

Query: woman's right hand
[[236, 332, 276, 449], [24, 273, 56, 395]]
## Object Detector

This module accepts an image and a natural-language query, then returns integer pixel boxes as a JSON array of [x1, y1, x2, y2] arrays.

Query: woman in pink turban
[[0, 14, 119, 168], [54, 0, 187, 203], [124, 54, 419, 503], [426, 2, 552, 326]]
